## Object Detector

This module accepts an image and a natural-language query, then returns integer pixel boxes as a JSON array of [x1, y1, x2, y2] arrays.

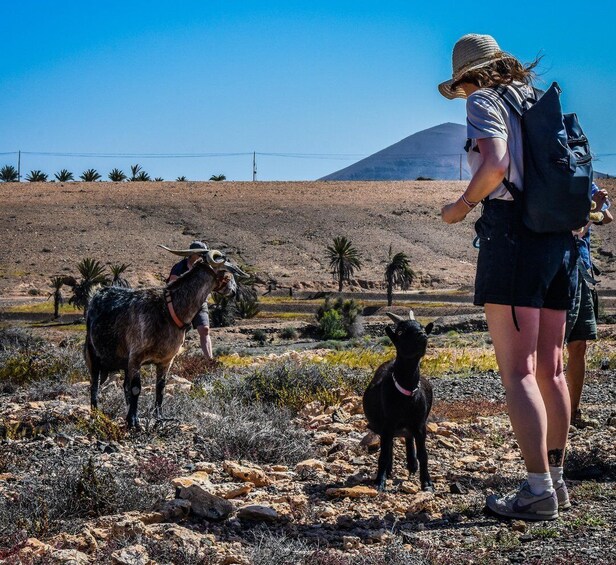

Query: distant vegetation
[[0, 165, 18, 182], [326, 236, 362, 292], [385, 246, 415, 306], [0, 162, 228, 183]]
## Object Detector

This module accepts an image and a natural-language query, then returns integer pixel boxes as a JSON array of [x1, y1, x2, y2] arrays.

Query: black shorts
[[565, 277, 597, 343], [191, 303, 210, 329], [473, 199, 577, 310]]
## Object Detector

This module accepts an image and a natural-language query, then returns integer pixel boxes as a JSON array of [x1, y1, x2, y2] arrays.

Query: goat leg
[[126, 362, 142, 429], [154, 362, 172, 419], [414, 426, 433, 492], [123, 370, 131, 406], [375, 433, 394, 491], [405, 436, 418, 475]]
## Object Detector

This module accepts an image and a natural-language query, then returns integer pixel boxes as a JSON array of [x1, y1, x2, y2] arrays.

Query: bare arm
[[441, 137, 510, 224], [168, 275, 179, 282]]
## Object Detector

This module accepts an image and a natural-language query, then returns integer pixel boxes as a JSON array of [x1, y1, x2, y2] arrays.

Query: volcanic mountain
[[321, 122, 470, 181]]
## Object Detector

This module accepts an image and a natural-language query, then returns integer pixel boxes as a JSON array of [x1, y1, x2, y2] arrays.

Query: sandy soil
[[1, 180, 614, 297]]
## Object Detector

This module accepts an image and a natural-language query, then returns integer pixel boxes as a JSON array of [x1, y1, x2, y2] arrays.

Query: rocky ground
[[1, 326, 615, 564]]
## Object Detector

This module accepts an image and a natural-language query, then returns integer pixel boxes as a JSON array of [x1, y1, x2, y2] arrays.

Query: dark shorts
[[191, 303, 210, 329], [473, 199, 577, 310], [565, 277, 597, 342]]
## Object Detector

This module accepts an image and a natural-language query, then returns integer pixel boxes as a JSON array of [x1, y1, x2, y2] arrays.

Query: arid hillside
[[1, 179, 615, 297]]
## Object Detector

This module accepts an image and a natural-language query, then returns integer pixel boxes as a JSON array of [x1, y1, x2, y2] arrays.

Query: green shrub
[[318, 310, 347, 340], [252, 329, 268, 345], [210, 295, 236, 327], [280, 327, 298, 340], [316, 297, 364, 339], [236, 295, 260, 319]]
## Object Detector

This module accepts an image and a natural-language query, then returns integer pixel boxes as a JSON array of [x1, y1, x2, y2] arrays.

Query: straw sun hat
[[438, 34, 515, 99]]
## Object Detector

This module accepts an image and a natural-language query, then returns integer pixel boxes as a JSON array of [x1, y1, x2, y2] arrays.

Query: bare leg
[[535, 308, 570, 466], [485, 304, 548, 473], [197, 325, 213, 361], [566, 340, 587, 418]]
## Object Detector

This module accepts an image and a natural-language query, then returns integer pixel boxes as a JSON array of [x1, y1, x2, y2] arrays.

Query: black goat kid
[[363, 311, 434, 492]]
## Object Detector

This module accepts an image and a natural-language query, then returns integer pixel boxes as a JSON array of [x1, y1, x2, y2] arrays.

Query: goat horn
[[386, 312, 405, 324], [408, 310, 415, 321], [224, 260, 249, 278], [206, 250, 226, 267], [158, 244, 209, 257]]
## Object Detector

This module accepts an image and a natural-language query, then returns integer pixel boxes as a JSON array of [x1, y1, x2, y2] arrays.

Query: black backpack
[[495, 82, 593, 233]]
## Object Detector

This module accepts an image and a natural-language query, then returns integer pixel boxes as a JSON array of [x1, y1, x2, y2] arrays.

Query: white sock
[[549, 466, 564, 486], [527, 472, 553, 495]]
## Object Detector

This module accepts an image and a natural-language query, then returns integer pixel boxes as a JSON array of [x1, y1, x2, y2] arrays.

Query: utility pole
[[459, 154, 462, 181], [17, 150, 21, 182], [252, 152, 257, 181]]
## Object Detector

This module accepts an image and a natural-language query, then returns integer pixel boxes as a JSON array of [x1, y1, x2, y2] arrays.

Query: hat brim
[[158, 244, 209, 257], [439, 53, 517, 99], [438, 79, 467, 100]]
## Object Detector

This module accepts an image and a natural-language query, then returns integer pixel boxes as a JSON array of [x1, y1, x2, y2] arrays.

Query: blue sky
[[1, 1, 615, 181]]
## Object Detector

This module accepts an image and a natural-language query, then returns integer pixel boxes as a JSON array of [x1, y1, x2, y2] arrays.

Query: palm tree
[[69, 258, 109, 315], [176, 176, 187, 182], [154, 177, 164, 182], [326, 236, 362, 292], [209, 174, 226, 181], [384, 247, 415, 306], [49, 276, 65, 318], [134, 171, 151, 181], [0, 165, 19, 182], [129, 164, 151, 181], [26, 170, 47, 182], [108, 168, 127, 182], [110, 263, 131, 288], [55, 169, 74, 182], [80, 169, 102, 182]]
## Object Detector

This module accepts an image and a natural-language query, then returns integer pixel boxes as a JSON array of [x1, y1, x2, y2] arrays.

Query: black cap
[[189, 240, 208, 251]]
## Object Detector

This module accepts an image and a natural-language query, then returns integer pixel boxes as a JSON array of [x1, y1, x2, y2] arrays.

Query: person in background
[[439, 34, 577, 520], [168, 240, 213, 361], [566, 183, 612, 428]]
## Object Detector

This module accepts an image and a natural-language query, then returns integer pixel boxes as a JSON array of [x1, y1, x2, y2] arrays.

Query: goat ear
[[424, 322, 434, 335], [385, 326, 396, 343]]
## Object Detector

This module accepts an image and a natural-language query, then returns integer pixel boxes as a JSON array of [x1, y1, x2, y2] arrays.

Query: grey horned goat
[[85, 247, 245, 428], [363, 310, 434, 491]]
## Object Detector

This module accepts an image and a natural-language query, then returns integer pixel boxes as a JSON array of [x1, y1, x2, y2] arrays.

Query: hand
[[593, 189, 609, 210], [441, 199, 469, 224]]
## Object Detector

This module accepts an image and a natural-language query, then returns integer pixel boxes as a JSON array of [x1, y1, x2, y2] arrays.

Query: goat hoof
[[126, 417, 141, 430], [375, 479, 387, 492], [422, 483, 434, 493]]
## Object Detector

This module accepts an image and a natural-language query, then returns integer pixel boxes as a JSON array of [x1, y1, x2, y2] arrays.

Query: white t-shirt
[[466, 83, 534, 200]]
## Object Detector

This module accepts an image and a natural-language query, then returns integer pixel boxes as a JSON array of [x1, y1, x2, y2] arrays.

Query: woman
[[439, 34, 577, 520]]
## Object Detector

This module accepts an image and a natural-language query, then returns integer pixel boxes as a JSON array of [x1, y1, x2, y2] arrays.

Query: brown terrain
[[3, 179, 613, 299]]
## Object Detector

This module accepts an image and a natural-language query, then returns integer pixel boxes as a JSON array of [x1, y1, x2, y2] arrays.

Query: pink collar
[[392, 374, 418, 397], [164, 289, 189, 329]]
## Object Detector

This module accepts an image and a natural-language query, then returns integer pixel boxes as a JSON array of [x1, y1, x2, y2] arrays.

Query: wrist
[[460, 194, 479, 209]]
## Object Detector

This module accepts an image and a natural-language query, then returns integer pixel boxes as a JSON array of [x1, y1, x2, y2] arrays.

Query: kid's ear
[[424, 322, 434, 335], [385, 326, 396, 342]]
